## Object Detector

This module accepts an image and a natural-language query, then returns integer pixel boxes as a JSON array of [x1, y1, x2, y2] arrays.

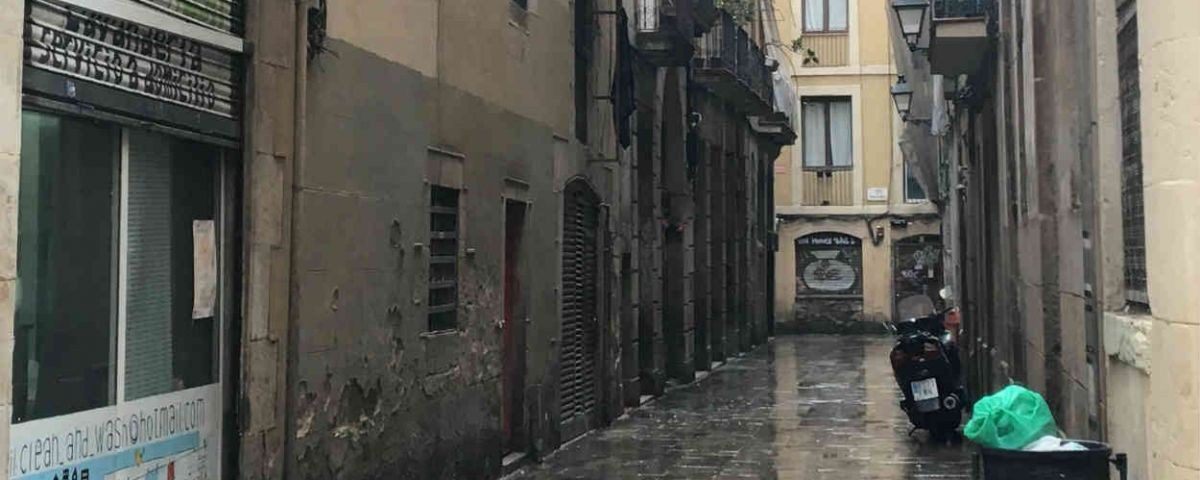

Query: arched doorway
[[559, 179, 602, 441], [893, 234, 944, 321]]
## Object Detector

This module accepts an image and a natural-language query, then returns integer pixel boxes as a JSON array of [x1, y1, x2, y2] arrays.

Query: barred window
[[1116, 1, 1147, 306], [429, 186, 460, 331]]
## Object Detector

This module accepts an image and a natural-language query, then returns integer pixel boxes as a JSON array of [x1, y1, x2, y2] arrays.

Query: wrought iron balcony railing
[[694, 11, 773, 114], [934, 0, 989, 19], [636, 0, 696, 65], [695, 10, 737, 72]]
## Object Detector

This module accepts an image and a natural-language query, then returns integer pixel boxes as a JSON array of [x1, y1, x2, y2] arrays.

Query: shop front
[[11, 1, 243, 478]]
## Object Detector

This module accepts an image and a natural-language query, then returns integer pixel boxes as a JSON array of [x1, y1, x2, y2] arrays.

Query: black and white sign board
[[25, 0, 242, 118]]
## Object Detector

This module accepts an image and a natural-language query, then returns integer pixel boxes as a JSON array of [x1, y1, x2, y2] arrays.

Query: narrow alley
[[509, 336, 972, 479]]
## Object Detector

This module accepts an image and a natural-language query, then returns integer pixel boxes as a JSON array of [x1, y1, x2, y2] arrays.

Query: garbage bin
[[979, 441, 1128, 480]]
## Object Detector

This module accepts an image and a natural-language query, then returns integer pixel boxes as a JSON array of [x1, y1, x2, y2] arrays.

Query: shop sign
[[8, 385, 221, 480], [26, 0, 241, 118]]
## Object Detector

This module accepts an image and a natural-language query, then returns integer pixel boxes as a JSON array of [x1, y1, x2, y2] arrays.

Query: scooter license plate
[[911, 378, 939, 401]]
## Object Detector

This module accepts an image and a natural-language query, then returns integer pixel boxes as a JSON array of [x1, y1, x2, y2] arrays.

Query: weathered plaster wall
[[0, 0, 22, 475], [284, 0, 625, 477]]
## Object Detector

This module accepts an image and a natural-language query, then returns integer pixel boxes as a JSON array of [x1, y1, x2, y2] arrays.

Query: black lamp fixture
[[891, 76, 914, 121], [891, 0, 930, 52]]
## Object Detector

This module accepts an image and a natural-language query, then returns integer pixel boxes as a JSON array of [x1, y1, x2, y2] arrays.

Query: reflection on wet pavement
[[508, 335, 973, 479]]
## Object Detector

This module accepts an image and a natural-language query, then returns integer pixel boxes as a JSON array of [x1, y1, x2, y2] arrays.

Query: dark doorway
[[503, 200, 527, 453]]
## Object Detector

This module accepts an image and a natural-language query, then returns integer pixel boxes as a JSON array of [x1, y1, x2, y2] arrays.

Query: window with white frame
[[803, 0, 849, 32], [802, 97, 853, 170], [905, 162, 928, 202], [14, 110, 231, 422]]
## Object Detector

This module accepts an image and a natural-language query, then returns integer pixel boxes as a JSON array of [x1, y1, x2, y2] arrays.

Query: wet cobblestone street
[[509, 335, 972, 479]]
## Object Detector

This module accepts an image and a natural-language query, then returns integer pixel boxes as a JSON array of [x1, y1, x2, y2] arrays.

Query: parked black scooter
[[888, 290, 965, 442]]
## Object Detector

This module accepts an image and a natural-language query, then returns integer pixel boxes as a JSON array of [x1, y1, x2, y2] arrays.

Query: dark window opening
[[574, 0, 593, 143]]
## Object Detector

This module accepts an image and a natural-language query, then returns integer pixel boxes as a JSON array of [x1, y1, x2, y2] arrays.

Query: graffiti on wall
[[795, 232, 863, 297]]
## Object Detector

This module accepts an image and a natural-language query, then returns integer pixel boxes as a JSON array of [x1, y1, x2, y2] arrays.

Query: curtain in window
[[829, 100, 853, 167], [804, 0, 825, 31], [829, 0, 848, 30], [803, 101, 827, 167]]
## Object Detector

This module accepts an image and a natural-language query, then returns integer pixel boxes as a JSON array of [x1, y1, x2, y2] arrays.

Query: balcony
[[636, 0, 696, 66], [796, 33, 849, 68], [751, 71, 798, 145], [801, 170, 854, 206], [693, 12, 773, 115], [693, 0, 718, 32], [928, 0, 992, 76], [935, 0, 988, 18]]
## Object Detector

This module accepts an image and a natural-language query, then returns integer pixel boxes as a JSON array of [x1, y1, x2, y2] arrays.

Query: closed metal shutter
[[124, 130, 176, 401], [560, 182, 599, 425]]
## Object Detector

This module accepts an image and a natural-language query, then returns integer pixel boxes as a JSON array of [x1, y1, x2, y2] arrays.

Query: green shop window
[[14, 110, 233, 422]]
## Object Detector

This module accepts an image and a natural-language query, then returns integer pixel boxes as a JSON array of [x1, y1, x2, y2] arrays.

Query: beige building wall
[[0, 0, 20, 475], [772, 0, 939, 330], [1139, 0, 1200, 478]]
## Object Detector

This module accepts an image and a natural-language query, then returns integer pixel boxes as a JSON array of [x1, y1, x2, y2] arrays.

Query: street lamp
[[891, 0, 930, 52], [891, 76, 914, 121]]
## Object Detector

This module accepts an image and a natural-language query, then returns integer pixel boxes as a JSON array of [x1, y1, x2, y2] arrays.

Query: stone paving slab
[[508, 335, 973, 480]]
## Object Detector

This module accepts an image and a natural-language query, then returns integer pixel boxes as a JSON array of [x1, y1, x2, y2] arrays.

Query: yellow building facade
[[772, 0, 941, 332]]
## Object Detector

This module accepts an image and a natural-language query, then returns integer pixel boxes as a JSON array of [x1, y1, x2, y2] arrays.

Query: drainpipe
[[283, 0, 310, 475]]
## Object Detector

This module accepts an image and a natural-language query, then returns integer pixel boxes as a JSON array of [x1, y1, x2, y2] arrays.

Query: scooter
[[888, 289, 964, 441]]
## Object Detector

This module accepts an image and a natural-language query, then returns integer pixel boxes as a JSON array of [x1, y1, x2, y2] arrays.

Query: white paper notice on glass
[[193, 220, 217, 319]]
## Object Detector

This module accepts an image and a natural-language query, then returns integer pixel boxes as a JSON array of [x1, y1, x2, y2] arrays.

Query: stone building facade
[[895, 0, 1200, 478], [0, 0, 793, 479], [772, 0, 942, 334]]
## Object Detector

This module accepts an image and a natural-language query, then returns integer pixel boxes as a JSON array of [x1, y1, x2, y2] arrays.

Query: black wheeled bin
[[979, 441, 1128, 480]]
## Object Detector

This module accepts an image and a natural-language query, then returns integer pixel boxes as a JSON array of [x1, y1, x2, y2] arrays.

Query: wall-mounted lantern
[[891, 76, 915, 121], [891, 0, 930, 52]]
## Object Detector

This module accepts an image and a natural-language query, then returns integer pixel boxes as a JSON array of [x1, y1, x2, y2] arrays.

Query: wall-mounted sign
[[8, 385, 221, 480], [867, 187, 888, 201], [25, 0, 242, 118], [795, 232, 863, 297], [131, 0, 243, 34]]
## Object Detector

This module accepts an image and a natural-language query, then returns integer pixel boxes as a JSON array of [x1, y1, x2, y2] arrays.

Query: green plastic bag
[[964, 385, 1059, 449]]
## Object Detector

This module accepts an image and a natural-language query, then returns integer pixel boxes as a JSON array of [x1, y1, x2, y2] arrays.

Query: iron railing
[[696, 11, 772, 109], [696, 11, 737, 71], [636, 0, 693, 38], [934, 0, 989, 19]]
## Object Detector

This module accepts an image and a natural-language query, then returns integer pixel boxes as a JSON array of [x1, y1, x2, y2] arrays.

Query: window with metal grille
[[1116, 1, 1147, 306], [429, 186, 460, 331]]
